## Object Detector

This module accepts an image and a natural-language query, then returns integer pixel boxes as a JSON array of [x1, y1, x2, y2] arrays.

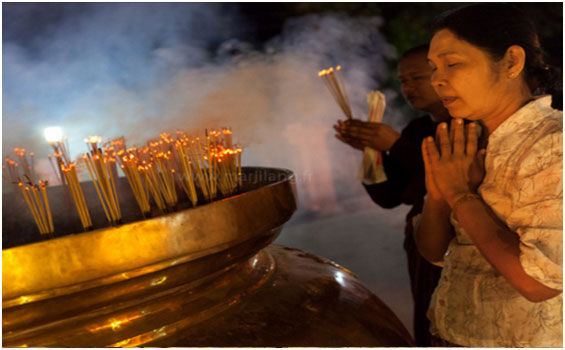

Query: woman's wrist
[[451, 192, 482, 219], [425, 195, 451, 212], [445, 187, 475, 208]]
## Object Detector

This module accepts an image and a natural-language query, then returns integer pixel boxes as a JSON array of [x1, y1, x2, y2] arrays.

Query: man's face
[[397, 52, 442, 112]]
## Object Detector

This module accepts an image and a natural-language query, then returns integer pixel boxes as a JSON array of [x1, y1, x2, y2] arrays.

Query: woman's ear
[[505, 45, 526, 79]]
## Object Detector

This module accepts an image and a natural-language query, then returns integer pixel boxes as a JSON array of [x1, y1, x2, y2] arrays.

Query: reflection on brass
[[3, 167, 412, 347]]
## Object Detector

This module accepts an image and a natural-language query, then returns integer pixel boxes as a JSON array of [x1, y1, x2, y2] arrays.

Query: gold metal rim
[[2, 167, 297, 301]]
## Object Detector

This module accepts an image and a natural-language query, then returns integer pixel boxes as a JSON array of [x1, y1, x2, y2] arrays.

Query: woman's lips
[[441, 96, 458, 106]]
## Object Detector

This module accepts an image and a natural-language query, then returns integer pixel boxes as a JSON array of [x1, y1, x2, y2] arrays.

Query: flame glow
[[44, 127, 63, 143]]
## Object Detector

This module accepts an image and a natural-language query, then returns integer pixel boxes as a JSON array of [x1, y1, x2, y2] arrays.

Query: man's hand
[[333, 119, 400, 152]]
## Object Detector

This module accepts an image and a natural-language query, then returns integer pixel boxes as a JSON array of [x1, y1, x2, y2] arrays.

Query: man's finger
[[345, 119, 374, 127], [338, 133, 364, 146], [336, 134, 365, 150], [342, 125, 375, 138], [335, 133, 355, 145]]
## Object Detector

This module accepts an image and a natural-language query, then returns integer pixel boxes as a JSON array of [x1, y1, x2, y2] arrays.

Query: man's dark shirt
[[362, 114, 442, 347], [363, 114, 437, 217]]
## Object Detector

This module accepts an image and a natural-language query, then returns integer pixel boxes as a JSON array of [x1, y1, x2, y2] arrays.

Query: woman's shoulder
[[531, 95, 562, 127], [511, 109, 562, 187]]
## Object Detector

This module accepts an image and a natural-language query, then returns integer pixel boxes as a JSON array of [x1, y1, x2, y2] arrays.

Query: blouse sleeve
[[505, 130, 563, 291]]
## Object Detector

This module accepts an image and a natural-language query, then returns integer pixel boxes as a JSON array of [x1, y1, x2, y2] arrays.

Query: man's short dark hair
[[400, 44, 430, 60]]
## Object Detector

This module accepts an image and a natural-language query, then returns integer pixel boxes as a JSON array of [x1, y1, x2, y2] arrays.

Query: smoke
[[3, 3, 408, 215]]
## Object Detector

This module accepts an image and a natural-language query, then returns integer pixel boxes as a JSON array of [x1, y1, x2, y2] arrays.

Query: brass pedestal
[[2, 168, 413, 347]]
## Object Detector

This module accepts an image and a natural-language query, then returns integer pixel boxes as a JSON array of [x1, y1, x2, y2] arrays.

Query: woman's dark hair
[[431, 3, 562, 109]]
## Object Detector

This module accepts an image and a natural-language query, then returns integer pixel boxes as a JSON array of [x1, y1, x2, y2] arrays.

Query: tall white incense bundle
[[357, 90, 387, 184], [318, 66, 353, 119]]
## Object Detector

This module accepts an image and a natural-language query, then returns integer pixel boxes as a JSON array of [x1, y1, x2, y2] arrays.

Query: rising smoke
[[2, 3, 409, 215]]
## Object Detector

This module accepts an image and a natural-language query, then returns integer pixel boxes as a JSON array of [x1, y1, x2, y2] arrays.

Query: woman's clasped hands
[[421, 118, 486, 207]]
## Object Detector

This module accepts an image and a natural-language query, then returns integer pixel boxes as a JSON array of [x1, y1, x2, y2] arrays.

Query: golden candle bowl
[[2, 167, 412, 347]]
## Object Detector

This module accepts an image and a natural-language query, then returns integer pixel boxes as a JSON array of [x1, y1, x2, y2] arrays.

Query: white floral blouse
[[428, 96, 563, 347]]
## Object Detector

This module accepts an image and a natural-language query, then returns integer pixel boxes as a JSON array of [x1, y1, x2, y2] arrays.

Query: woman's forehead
[[428, 29, 470, 58]]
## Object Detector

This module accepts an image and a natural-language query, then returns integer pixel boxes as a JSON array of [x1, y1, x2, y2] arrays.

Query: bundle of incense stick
[[141, 134, 179, 211], [318, 65, 353, 119], [103, 137, 124, 182], [174, 135, 199, 207], [121, 144, 171, 213], [18, 180, 54, 237], [4, 149, 55, 237], [170, 128, 243, 205], [83, 136, 122, 225], [171, 132, 213, 203], [117, 149, 151, 216], [46, 136, 71, 187], [61, 162, 93, 230], [206, 130, 218, 199], [208, 129, 241, 196], [47, 135, 93, 231], [151, 151, 178, 209]]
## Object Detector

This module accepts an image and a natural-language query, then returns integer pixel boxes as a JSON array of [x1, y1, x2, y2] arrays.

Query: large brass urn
[[2, 167, 413, 347]]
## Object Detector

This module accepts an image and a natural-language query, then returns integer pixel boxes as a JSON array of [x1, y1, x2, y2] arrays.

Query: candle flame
[[85, 135, 101, 143]]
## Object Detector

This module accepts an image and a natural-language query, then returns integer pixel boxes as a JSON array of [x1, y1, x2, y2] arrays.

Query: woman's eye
[[447, 63, 460, 68]]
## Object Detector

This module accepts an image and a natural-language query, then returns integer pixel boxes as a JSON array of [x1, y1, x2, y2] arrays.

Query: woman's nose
[[430, 70, 445, 88]]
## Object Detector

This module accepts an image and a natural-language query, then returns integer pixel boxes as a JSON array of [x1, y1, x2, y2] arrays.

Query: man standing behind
[[333, 45, 449, 346]]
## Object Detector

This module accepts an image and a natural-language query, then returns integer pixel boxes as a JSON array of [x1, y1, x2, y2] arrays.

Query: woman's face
[[427, 29, 512, 121]]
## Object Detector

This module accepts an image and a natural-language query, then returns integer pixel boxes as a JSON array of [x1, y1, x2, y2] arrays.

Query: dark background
[[237, 2, 563, 90], [5, 2, 563, 101]]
